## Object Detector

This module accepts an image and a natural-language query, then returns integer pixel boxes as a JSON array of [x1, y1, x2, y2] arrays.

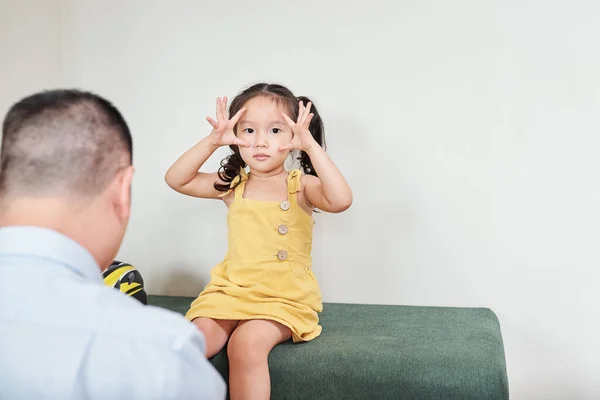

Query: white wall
[[0, 0, 63, 133], [5, 0, 600, 398]]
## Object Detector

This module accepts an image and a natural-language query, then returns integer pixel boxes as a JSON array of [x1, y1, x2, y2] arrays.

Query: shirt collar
[[0, 226, 103, 282]]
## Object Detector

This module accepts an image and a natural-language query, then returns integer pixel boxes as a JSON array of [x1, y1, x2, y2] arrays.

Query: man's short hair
[[0, 89, 133, 198]]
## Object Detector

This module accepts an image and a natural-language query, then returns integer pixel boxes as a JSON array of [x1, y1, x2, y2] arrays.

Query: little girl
[[165, 83, 352, 399]]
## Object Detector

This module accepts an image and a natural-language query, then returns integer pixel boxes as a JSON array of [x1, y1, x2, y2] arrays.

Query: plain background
[[1, 1, 599, 398]]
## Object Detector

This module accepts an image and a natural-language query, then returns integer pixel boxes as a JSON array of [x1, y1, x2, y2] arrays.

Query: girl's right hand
[[206, 97, 249, 148]]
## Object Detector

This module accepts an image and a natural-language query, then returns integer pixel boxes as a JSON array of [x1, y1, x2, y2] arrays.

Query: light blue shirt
[[0, 226, 226, 399]]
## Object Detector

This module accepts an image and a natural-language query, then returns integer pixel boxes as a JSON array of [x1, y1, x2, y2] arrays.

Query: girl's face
[[236, 96, 294, 174]]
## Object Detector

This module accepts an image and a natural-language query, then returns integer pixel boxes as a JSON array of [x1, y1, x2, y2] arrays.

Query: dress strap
[[287, 169, 302, 206], [218, 168, 248, 199]]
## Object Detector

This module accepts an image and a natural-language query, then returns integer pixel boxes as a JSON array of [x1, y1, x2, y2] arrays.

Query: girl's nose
[[255, 132, 268, 147]]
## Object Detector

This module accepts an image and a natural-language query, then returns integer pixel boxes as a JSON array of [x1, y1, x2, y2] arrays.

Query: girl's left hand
[[279, 101, 317, 152]]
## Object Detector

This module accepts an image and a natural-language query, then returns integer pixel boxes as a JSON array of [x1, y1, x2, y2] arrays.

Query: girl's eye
[[271, 128, 281, 134], [243, 128, 254, 134]]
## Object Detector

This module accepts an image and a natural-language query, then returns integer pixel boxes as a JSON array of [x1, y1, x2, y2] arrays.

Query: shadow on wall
[[311, 111, 403, 304], [150, 260, 208, 297], [129, 186, 229, 298]]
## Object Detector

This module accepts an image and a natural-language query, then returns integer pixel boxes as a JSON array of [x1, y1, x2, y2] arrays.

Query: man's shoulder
[[81, 289, 225, 398], [88, 285, 202, 350], [1, 261, 201, 351], [0, 278, 224, 399]]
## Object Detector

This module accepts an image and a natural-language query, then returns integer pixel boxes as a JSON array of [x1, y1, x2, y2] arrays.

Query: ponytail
[[296, 96, 325, 177], [214, 147, 246, 192]]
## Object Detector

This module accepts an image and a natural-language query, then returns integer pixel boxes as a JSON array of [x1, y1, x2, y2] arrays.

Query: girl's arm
[[280, 101, 353, 213], [165, 137, 224, 199], [164, 97, 248, 199], [302, 144, 353, 213]]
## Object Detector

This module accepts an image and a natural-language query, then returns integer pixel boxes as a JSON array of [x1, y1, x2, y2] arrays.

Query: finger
[[230, 107, 247, 125], [300, 102, 312, 125], [206, 116, 219, 129], [216, 97, 222, 121], [297, 101, 305, 123], [233, 138, 250, 147], [218, 97, 226, 121], [221, 96, 228, 120], [304, 102, 312, 121], [282, 112, 296, 128], [217, 97, 225, 121], [303, 113, 314, 129], [279, 142, 293, 151]]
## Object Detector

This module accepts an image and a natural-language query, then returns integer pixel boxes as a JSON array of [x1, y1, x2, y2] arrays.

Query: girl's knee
[[192, 317, 212, 336], [227, 331, 267, 365]]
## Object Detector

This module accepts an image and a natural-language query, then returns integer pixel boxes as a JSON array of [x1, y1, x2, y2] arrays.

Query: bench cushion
[[148, 295, 509, 399]]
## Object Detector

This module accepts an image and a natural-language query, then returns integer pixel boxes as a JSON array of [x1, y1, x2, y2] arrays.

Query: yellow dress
[[185, 168, 323, 342]]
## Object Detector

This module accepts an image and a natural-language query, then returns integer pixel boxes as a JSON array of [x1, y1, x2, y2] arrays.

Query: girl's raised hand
[[206, 96, 249, 148], [279, 101, 317, 152]]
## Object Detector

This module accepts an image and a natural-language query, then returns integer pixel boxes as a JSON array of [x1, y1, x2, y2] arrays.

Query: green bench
[[148, 295, 509, 399]]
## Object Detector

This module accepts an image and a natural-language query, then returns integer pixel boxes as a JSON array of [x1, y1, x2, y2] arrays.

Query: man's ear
[[114, 165, 134, 221]]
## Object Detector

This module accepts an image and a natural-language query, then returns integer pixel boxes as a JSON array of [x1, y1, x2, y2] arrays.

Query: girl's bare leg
[[192, 317, 239, 358], [226, 319, 292, 400]]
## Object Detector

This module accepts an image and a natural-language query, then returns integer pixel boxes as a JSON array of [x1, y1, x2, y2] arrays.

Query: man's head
[[0, 89, 134, 269]]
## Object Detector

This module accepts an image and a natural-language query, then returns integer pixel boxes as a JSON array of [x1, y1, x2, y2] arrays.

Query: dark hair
[[0, 89, 132, 198], [214, 83, 326, 192]]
